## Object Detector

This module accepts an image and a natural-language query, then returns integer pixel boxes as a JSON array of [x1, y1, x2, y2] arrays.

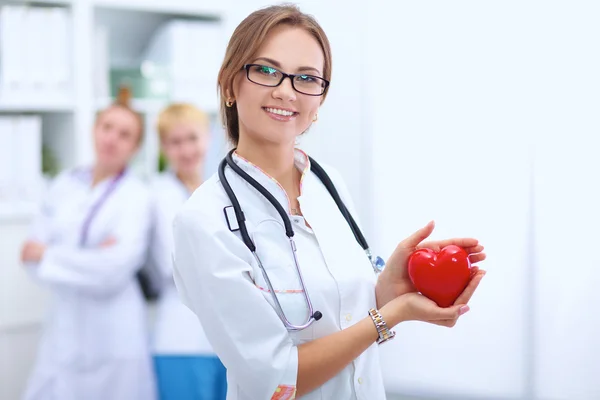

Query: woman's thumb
[[435, 304, 470, 320], [398, 221, 435, 250], [456, 304, 470, 317]]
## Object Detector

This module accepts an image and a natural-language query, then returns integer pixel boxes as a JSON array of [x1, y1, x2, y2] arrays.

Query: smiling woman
[[217, 7, 332, 148], [171, 4, 486, 400], [227, 24, 324, 147]]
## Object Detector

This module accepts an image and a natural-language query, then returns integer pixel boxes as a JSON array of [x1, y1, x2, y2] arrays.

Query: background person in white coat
[[19, 94, 157, 400], [149, 103, 227, 400], [171, 5, 487, 400]]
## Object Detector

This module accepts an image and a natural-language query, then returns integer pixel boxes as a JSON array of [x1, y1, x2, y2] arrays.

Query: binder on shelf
[[0, 5, 73, 108], [94, 24, 110, 100], [0, 117, 14, 205], [14, 116, 43, 202], [141, 19, 224, 112], [0, 115, 43, 219]]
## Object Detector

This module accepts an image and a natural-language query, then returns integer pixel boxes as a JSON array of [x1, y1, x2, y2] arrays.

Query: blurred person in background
[[19, 91, 157, 400], [148, 103, 227, 400]]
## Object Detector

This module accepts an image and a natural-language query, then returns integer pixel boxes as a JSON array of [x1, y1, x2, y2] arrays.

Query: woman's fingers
[[418, 237, 479, 251], [430, 318, 459, 328], [454, 270, 486, 305], [427, 303, 469, 321], [401, 291, 475, 325], [464, 244, 484, 254], [469, 253, 487, 263], [417, 240, 484, 259], [397, 221, 435, 250]]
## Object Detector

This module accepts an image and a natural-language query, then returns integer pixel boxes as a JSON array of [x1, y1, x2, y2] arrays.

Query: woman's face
[[161, 122, 210, 176], [233, 25, 325, 147], [93, 106, 141, 171]]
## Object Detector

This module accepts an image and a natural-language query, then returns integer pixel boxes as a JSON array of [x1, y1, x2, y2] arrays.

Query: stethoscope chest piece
[[371, 255, 386, 274]]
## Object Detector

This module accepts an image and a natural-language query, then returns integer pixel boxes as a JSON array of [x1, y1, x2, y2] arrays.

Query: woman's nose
[[272, 76, 297, 102]]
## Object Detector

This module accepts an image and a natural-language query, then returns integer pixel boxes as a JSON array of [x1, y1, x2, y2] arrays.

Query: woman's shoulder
[[307, 157, 359, 217], [121, 170, 150, 195], [148, 172, 181, 201], [174, 174, 229, 232], [313, 160, 345, 183], [308, 158, 350, 195], [149, 171, 176, 189], [43, 167, 91, 195]]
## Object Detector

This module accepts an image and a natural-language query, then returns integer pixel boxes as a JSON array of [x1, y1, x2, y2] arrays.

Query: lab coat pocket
[[251, 219, 314, 335]]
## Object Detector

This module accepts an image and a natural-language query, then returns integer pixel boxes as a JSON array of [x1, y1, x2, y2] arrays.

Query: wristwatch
[[368, 308, 396, 345]]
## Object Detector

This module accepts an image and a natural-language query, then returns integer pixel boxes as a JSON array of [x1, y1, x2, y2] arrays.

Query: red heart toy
[[408, 245, 472, 308]]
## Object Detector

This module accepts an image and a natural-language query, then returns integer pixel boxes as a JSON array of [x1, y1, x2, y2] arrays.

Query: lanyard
[[79, 169, 126, 247]]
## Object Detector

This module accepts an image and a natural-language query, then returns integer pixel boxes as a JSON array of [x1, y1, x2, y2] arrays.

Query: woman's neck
[[235, 140, 297, 186], [235, 138, 301, 211], [92, 164, 123, 187], [176, 169, 203, 193]]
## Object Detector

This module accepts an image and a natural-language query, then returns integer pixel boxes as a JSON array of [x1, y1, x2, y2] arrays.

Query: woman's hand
[[375, 221, 486, 308], [380, 268, 486, 328], [20, 241, 46, 263]]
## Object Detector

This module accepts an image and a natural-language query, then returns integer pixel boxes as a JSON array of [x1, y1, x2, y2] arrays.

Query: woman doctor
[[149, 103, 227, 399], [171, 5, 487, 400], [20, 98, 157, 400]]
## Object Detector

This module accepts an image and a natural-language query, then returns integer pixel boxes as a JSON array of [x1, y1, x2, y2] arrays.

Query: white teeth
[[265, 107, 294, 117]]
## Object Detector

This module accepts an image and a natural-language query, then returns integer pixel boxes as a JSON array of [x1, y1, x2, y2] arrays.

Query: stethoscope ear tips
[[313, 311, 323, 321]]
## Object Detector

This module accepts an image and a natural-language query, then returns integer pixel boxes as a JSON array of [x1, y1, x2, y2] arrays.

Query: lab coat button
[[345, 313, 352, 322], [358, 377, 363, 384]]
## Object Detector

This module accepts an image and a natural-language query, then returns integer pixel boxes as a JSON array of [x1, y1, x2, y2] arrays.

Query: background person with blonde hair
[[148, 103, 227, 400]]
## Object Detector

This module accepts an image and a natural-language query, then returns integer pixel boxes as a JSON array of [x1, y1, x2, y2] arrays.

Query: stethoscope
[[218, 149, 385, 331]]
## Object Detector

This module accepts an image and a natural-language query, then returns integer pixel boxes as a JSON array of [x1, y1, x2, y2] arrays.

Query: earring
[[313, 113, 318, 122], [225, 98, 234, 108]]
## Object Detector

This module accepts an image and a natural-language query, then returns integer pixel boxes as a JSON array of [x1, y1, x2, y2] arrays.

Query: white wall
[[0, 324, 42, 400], [531, 2, 600, 399], [0, 221, 48, 399], [366, 1, 600, 399]]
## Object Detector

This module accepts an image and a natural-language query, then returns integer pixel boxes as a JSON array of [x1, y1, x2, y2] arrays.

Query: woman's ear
[[224, 88, 235, 106]]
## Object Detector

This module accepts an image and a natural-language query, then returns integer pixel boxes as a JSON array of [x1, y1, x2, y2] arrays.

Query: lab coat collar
[[71, 166, 129, 190], [231, 148, 311, 215], [165, 169, 198, 197]]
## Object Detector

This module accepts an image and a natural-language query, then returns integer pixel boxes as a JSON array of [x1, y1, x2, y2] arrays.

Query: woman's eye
[[297, 75, 315, 82], [258, 66, 277, 75]]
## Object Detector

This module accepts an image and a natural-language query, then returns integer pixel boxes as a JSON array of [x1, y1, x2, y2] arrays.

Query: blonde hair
[[157, 103, 210, 141], [217, 4, 332, 145]]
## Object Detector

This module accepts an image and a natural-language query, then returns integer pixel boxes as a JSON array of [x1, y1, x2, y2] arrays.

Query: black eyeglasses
[[242, 64, 330, 96]]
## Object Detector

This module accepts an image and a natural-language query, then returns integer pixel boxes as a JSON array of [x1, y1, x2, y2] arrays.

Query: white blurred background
[[1, 0, 599, 399]]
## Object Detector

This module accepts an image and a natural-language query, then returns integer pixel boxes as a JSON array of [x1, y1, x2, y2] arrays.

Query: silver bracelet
[[368, 308, 396, 345]]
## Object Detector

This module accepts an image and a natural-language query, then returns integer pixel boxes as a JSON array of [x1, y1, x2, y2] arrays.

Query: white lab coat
[[23, 168, 157, 400], [149, 171, 215, 354], [172, 150, 387, 400]]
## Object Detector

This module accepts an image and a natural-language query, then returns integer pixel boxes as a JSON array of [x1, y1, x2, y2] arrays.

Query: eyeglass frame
[[242, 63, 330, 96]]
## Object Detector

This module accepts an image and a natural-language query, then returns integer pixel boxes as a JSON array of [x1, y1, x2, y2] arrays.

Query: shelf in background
[[0, 99, 74, 113], [2, 0, 72, 6], [92, 0, 223, 19], [96, 97, 168, 115], [96, 97, 219, 115]]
